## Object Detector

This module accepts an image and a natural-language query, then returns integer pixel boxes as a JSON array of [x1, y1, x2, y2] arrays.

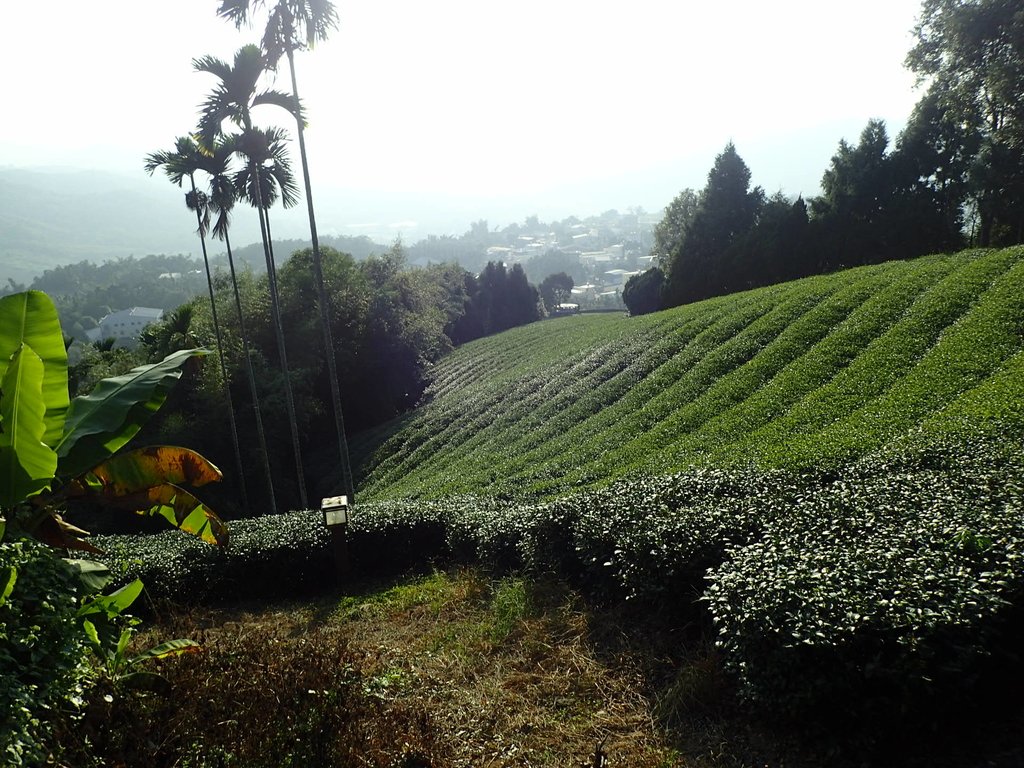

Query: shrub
[[94, 510, 333, 603], [0, 538, 90, 766], [623, 267, 665, 315], [705, 442, 1024, 718]]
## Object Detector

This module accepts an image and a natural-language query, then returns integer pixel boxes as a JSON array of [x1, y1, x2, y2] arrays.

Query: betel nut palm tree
[[218, 0, 355, 504], [193, 44, 309, 507], [199, 135, 279, 515], [144, 136, 251, 512]]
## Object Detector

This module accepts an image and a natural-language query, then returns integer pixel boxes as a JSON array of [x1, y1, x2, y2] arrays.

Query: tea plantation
[[102, 246, 1024, 721]]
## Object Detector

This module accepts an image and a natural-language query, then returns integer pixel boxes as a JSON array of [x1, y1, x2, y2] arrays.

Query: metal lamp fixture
[[321, 495, 349, 528]]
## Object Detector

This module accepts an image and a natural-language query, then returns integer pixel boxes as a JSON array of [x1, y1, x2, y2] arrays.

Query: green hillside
[[355, 246, 1024, 501]]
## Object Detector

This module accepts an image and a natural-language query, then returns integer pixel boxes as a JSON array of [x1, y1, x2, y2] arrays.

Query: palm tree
[[144, 136, 251, 512], [217, 1, 354, 504], [193, 47, 309, 507], [200, 135, 279, 515]]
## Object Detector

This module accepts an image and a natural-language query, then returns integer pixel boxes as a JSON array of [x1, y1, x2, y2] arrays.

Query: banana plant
[[77, 576, 200, 692], [0, 290, 228, 549]]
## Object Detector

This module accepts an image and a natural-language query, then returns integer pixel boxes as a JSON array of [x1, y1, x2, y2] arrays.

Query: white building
[[88, 307, 164, 344]]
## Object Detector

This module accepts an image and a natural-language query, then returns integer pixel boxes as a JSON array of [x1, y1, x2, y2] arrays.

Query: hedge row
[[96, 435, 1024, 717]]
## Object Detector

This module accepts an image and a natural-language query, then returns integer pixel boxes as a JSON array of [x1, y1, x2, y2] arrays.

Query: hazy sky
[[2, 0, 926, 234]]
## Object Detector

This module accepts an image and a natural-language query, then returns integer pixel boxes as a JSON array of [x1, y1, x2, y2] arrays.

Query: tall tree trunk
[[224, 227, 278, 515], [286, 46, 355, 505], [251, 165, 308, 508], [189, 178, 250, 513]]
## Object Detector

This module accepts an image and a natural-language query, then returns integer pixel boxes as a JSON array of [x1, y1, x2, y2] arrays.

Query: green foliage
[[94, 509, 332, 603], [95, 438, 1024, 719], [94, 247, 1024, 721], [0, 291, 70, 446], [663, 143, 762, 307], [77, 578, 200, 691], [705, 443, 1024, 717], [538, 271, 574, 314], [0, 538, 89, 766], [0, 289, 227, 761], [906, 0, 1024, 246], [0, 289, 227, 551], [0, 345, 58, 507]]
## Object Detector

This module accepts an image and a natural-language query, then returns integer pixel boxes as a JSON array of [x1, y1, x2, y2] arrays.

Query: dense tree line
[[626, 0, 1024, 315], [120, 245, 541, 512]]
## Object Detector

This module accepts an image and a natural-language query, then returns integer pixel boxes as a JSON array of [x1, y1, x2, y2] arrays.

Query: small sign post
[[321, 495, 351, 583]]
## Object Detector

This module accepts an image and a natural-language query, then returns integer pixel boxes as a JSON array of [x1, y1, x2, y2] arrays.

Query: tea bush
[[95, 510, 333, 603], [98, 247, 1024, 718], [705, 442, 1024, 716]]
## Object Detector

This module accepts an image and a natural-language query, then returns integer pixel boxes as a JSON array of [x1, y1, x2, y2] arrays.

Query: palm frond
[[144, 136, 202, 187], [301, 0, 339, 47], [232, 126, 299, 210], [209, 175, 237, 240], [185, 189, 212, 237], [252, 88, 305, 124], [233, 44, 270, 89], [217, 0, 265, 28], [262, 5, 290, 67], [192, 54, 233, 82], [196, 88, 239, 153]]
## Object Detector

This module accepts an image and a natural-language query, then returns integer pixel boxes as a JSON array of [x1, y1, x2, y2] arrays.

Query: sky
[[1, 0, 927, 239]]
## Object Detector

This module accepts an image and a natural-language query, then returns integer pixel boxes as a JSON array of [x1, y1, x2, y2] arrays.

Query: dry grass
[[331, 573, 678, 766], [52, 568, 1024, 767], [53, 570, 692, 767]]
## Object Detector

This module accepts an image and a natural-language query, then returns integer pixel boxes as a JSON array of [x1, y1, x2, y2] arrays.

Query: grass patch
[[50, 570, 687, 767]]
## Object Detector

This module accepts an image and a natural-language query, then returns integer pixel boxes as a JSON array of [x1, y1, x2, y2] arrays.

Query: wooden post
[[329, 525, 351, 583]]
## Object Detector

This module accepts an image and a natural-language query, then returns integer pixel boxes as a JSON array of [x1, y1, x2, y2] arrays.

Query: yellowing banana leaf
[[82, 446, 222, 495], [95, 483, 229, 547], [0, 292, 69, 448], [56, 349, 207, 478], [0, 345, 59, 508]]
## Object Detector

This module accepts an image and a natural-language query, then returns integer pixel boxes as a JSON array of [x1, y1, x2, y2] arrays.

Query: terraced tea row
[[356, 247, 1024, 500]]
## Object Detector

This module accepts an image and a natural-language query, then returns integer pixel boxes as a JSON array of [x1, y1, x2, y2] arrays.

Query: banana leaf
[[78, 578, 144, 619], [92, 483, 229, 547], [0, 345, 59, 508], [0, 291, 69, 447], [65, 559, 112, 591], [56, 349, 207, 478], [32, 514, 104, 555], [80, 446, 222, 495], [131, 638, 201, 664]]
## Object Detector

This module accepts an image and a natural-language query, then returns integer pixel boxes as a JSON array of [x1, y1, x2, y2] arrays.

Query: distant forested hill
[[0, 167, 203, 285]]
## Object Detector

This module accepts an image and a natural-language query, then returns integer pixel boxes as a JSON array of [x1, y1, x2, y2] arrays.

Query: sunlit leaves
[[0, 290, 69, 447], [0, 345, 58, 507]]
